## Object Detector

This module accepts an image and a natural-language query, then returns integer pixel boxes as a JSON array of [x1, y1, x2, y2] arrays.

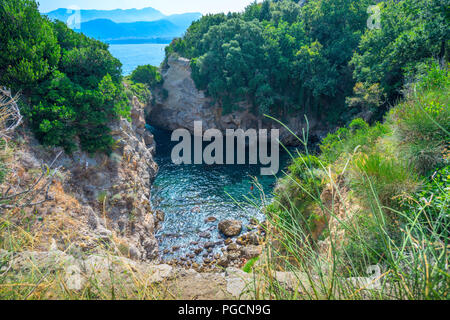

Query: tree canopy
[[0, 0, 129, 153], [167, 0, 448, 125]]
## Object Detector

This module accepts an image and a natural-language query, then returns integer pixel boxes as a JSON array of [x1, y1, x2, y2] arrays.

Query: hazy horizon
[[38, 0, 262, 15]]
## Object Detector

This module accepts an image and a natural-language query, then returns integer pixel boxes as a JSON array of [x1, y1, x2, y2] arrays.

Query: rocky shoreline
[[161, 219, 266, 272]]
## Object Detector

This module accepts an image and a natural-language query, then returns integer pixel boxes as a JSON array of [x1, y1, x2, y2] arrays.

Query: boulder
[[218, 220, 242, 237], [240, 245, 262, 259]]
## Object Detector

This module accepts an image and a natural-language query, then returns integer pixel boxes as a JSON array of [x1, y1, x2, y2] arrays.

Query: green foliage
[[351, 152, 420, 210], [130, 65, 163, 88], [0, 140, 6, 184], [168, 0, 372, 123], [387, 64, 449, 174], [351, 0, 449, 100], [243, 257, 260, 273], [320, 118, 389, 163], [124, 80, 153, 105], [260, 66, 449, 300], [346, 82, 384, 114], [412, 165, 449, 238], [268, 154, 325, 236], [0, 0, 129, 154], [0, 0, 60, 93]]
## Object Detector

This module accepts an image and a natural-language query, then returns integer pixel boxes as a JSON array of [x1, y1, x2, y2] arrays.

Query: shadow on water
[[148, 125, 294, 262]]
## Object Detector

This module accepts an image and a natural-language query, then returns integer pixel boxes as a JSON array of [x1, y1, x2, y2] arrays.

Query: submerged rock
[[204, 216, 217, 223]]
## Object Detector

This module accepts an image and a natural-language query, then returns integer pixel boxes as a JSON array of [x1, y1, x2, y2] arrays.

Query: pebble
[[227, 243, 239, 251], [204, 216, 217, 223], [204, 242, 215, 249], [199, 232, 211, 239]]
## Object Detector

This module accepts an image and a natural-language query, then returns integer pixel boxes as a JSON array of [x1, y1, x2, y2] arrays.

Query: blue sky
[[38, 0, 261, 15]]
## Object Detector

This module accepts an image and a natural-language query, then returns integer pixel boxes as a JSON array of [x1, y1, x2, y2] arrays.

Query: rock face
[[149, 55, 327, 146], [8, 97, 160, 261], [0, 249, 254, 299], [218, 220, 243, 237]]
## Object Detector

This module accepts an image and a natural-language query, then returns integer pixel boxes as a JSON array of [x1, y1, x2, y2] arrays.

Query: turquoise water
[[108, 43, 293, 262], [109, 43, 168, 75], [149, 126, 292, 262]]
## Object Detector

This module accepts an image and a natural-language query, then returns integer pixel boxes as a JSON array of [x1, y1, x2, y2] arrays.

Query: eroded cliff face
[[4, 97, 160, 261], [149, 55, 327, 145]]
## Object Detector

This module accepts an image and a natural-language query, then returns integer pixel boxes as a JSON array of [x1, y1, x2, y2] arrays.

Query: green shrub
[[387, 65, 449, 174], [346, 82, 384, 114], [0, 0, 130, 154], [320, 118, 389, 163], [124, 81, 152, 105], [411, 165, 449, 239], [351, 152, 420, 210], [130, 65, 163, 88], [0, 0, 60, 93], [268, 154, 325, 237]]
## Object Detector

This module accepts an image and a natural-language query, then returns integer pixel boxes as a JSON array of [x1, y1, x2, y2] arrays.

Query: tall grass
[[0, 215, 174, 300], [250, 139, 448, 300], [248, 65, 449, 300]]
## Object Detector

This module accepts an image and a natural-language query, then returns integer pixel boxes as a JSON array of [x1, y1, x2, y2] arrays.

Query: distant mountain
[[78, 19, 185, 42], [164, 13, 204, 29], [44, 7, 201, 25], [44, 7, 201, 44]]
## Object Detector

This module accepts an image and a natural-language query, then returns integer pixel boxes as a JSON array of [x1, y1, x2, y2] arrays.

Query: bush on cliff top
[[0, 0, 130, 154]]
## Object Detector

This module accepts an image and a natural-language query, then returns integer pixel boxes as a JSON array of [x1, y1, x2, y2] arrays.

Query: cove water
[[149, 126, 292, 261], [109, 43, 168, 75]]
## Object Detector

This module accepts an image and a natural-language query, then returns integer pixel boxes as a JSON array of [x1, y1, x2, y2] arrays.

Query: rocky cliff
[[149, 55, 328, 145], [3, 97, 160, 261]]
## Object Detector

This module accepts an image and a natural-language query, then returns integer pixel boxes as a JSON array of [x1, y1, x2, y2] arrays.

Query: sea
[[109, 43, 168, 75]]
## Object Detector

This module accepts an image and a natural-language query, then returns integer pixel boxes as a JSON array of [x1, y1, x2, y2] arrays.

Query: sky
[[37, 0, 261, 15]]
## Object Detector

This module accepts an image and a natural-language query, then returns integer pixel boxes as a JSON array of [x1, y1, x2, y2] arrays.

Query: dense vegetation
[[167, 0, 448, 126], [0, 0, 448, 300], [0, 0, 130, 153], [130, 65, 164, 89], [259, 64, 449, 299]]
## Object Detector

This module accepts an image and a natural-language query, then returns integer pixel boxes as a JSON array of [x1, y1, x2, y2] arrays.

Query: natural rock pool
[[148, 126, 292, 263]]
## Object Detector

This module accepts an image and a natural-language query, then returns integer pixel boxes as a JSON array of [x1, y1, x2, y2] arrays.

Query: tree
[[130, 65, 163, 88], [0, 0, 129, 154], [0, 0, 60, 93], [351, 0, 449, 100]]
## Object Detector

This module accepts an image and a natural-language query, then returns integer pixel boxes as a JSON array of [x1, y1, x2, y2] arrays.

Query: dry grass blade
[[0, 87, 22, 139]]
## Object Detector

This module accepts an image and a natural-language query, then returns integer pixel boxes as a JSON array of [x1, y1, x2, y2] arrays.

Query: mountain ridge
[[75, 18, 187, 43], [44, 7, 202, 44], [44, 7, 201, 24]]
